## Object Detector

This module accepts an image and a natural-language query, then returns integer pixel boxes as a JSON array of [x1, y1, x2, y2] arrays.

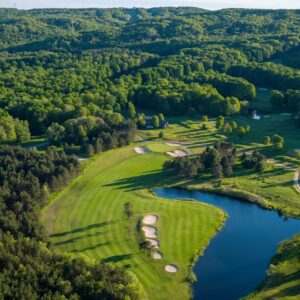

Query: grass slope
[[44, 145, 224, 300], [244, 234, 300, 300]]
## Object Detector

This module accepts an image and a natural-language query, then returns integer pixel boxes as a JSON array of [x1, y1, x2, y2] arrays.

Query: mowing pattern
[[44, 145, 223, 300]]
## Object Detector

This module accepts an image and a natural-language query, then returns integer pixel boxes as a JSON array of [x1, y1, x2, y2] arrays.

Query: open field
[[44, 145, 225, 300]]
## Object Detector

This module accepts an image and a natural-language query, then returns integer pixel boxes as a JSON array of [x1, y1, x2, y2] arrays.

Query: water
[[154, 188, 300, 300]]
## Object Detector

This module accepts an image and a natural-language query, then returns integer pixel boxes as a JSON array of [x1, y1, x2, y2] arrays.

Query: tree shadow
[[101, 253, 133, 263], [70, 241, 111, 253], [267, 271, 300, 298], [53, 230, 107, 246], [103, 170, 177, 191], [50, 221, 115, 238]]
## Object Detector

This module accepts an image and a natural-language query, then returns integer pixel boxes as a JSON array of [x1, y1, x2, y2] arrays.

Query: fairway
[[44, 145, 224, 300]]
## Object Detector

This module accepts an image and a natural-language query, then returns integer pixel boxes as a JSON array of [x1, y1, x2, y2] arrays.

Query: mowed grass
[[44, 145, 224, 300]]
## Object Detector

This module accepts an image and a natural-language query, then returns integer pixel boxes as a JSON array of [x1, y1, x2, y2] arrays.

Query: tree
[[47, 123, 65, 145], [94, 139, 103, 154], [263, 136, 271, 145], [273, 142, 284, 151], [158, 131, 164, 139], [158, 113, 165, 122], [223, 123, 233, 135], [127, 102, 136, 118], [270, 90, 285, 107], [216, 116, 224, 129], [212, 163, 223, 179], [237, 126, 246, 138], [272, 134, 284, 145], [152, 116, 160, 128], [85, 144, 95, 157], [124, 202, 133, 219], [229, 121, 238, 130], [15, 120, 31, 143]]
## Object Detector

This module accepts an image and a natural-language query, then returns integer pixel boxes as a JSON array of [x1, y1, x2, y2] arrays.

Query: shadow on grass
[[101, 253, 134, 263], [266, 271, 300, 298], [53, 231, 107, 246], [70, 241, 111, 253], [50, 221, 114, 238], [103, 169, 177, 191]]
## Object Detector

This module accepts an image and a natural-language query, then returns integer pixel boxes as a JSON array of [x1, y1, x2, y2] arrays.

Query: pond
[[154, 188, 300, 300]]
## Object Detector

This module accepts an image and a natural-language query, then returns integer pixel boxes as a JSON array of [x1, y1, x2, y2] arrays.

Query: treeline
[[0, 145, 141, 299], [164, 142, 267, 179], [47, 116, 137, 156], [0, 50, 152, 135], [164, 142, 238, 178], [0, 8, 299, 142], [270, 89, 300, 114], [134, 80, 241, 116], [0, 109, 30, 143], [229, 62, 300, 90]]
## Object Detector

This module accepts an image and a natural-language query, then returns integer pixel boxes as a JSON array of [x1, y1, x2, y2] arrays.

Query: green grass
[[44, 145, 225, 300], [44, 112, 300, 299], [188, 163, 300, 217], [244, 234, 300, 300], [250, 88, 277, 113]]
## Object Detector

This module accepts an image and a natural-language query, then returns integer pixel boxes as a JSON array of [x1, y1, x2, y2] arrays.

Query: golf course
[[44, 110, 300, 300], [43, 142, 225, 300]]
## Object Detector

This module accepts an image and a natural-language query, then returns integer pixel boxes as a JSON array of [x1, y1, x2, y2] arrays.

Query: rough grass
[[43, 145, 224, 300]]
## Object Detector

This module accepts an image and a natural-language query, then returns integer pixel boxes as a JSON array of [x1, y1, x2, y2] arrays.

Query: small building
[[160, 120, 169, 128]]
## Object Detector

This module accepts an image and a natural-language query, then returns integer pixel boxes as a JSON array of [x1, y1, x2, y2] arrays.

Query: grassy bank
[[244, 234, 300, 300]]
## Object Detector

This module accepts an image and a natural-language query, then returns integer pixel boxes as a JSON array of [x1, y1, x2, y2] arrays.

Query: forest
[[0, 6, 300, 299]]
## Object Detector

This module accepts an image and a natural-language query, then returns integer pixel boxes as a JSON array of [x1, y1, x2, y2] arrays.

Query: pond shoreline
[[154, 187, 300, 300]]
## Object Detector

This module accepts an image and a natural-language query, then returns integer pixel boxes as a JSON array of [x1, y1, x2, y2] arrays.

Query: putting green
[[44, 145, 224, 300]]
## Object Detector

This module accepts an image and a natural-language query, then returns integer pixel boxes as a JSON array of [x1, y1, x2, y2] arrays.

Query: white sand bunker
[[142, 226, 157, 238], [167, 150, 187, 157], [165, 264, 178, 273], [166, 142, 182, 147], [143, 214, 158, 225], [134, 146, 149, 154], [152, 251, 163, 260], [146, 238, 159, 249]]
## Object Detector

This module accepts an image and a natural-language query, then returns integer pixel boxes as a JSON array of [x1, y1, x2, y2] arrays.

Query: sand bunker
[[142, 226, 157, 238], [166, 142, 182, 147], [152, 251, 163, 260], [146, 238, 159, 249], [167, 150, 187, 157], [143, 214, 158, 225], [134, 146, 149, 154], [165, 264, 178, 273]]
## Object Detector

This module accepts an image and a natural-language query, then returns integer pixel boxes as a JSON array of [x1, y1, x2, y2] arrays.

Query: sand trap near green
[[142, 225, 157, 238], [134, 146, 149, 154], [152, 251, 163, 259], [166, 142, 182, 147], [167, 150, 187, 157], [165, 264, 179, 273], [143, 214, 158, 225]]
